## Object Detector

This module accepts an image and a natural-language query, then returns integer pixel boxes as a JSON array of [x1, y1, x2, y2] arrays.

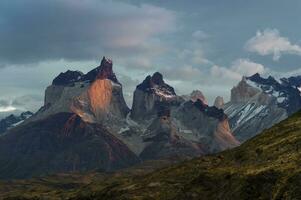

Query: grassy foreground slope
[[1, 111, 301, 200]]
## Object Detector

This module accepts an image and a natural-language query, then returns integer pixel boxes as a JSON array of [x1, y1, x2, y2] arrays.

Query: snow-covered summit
[[224, 73, 301, 142], [245, 73, 301, 114]]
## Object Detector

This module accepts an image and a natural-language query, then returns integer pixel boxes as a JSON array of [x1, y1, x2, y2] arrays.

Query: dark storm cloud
[[0, 0, 175, 65]]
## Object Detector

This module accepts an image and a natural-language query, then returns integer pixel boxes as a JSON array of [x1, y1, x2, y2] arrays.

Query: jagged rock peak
[[247, 73, 279, 86], [137, 72, 176, 97], [214, 96, 224, 109], [230, 77, 261, 103], [137, 72, 164, 90], [248, 73, 260, 80], [52, 70, 84, 85], [193, 99, 227, 121], [131, 72, 178, 121], [152, 72, 164, 85], [81, 56, 119, 84], [0, 111, 34, 135], [190, 90, 207, 104], [280, 75, 301, 87], [52, 56, 119, 86], [97, 56, 118, 82]]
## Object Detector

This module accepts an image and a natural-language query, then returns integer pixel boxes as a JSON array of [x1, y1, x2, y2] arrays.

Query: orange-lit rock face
[[214, 119, 240, 150], [71, 79, 113, 122], [88, 79, 113, 113]]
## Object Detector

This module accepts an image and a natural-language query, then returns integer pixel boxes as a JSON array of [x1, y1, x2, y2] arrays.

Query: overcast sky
[[0, 0, 301, 114]]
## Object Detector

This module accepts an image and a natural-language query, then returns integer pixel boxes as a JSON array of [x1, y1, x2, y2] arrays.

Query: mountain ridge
[[224, 73, 301, 142], [0, 109, 300, 199], [0, 57, 239, 179]]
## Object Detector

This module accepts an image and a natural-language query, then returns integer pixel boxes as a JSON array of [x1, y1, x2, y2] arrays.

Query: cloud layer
[[1, 1, 301, 109], [245, 29, 301, 61], [0, 0, 175, 65], [210, 59, 266, 83]]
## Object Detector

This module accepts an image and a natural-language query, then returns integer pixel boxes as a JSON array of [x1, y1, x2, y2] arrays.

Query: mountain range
[[0, 111, 33, 135], [225, 73, 301, 142], [1, 107, 300, 200], [0, 57, 300, 179]]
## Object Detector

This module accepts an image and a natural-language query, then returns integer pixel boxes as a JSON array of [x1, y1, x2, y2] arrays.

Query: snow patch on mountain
[[0, 111, 33, 134], [225, 73, 301, 142], [153, 86, 176, 99]]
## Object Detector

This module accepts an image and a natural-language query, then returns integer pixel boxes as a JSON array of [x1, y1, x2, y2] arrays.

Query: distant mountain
[[75, 110, 300, 200], [0, 111, 33, 135], [139, 107, 206, 160], [224, 73, 301, 142], [1, 107, 300, 200], [0, 57, 239, 179], [181, 90, 208, 105], [0, 112, 139, 179], [33, 56, 129, 123], [0, 57, 139, 179], [131, 72, 179, 121], [130, 73, 239, 158]]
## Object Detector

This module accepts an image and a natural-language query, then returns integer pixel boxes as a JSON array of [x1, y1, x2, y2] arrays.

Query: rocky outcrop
[[230, 77, 261, 103], [224, 73, 301, 142], [0, 57, 139, 179], [214, 96, 224, 109], [33, 57, 129, 124], [193, 99, 227, 121], [140, 107, 206, 160], [0, 111, 33, 135], [0, 57, 241, 178], [130, 73, 239, 156], [181, 90, 208, 105], [247, 73, 301, 115], [71, 78, 129, 122], [131, 72, 180, 121], [51, 57, 119, 86], [52, 70, 83, 86], [190, 90, 208, 104], [172, 100, 239, 153]]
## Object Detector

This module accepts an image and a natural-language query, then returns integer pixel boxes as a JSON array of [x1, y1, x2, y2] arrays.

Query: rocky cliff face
[[131, 72, 180, 121], [0, 57, 137, 179], [140, 106, 206, 160], [130, 73, 239, 156], [214, 96, 224, 109], [181, 90, 208, 105], [0, 111, 33, 135], [189, 90, 208, 104], [247, 73, 301, 115], [230, 77, 261, 103], [224, 73, 301, 142], [34, 57, 129, 124], [172, 100, 239, 153], [0, 57, 240, 179]]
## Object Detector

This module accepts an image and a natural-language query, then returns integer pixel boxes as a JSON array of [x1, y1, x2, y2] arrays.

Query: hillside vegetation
[[1, 111, 301, 200]]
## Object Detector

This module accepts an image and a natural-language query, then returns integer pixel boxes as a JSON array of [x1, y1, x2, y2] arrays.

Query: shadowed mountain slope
[[0, 113, 139, 179], [1, 110, 300, 199]]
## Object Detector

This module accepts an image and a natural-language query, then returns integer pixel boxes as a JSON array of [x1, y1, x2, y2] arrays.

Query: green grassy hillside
[[1, 111, 301, 200]]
